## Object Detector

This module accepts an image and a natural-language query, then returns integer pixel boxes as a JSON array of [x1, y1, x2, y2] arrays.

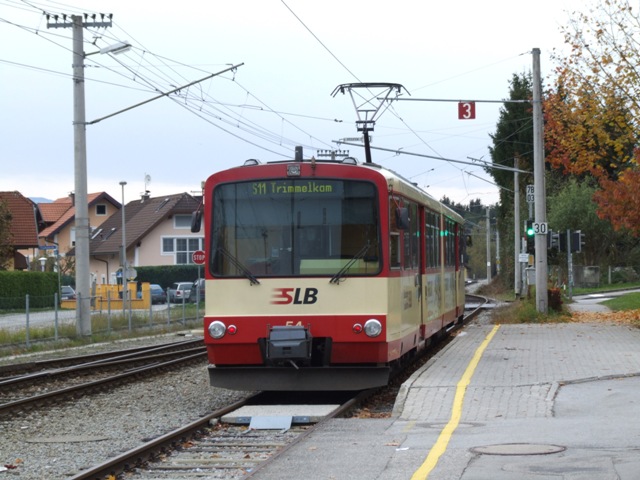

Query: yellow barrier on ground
[[60, 282, 152, 311]]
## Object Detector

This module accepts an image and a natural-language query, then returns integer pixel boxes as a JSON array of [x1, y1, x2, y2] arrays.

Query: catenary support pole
[[72, 16, 92, 335], [514, 157, 520, 298], [486, 207, 491, 281], [532, 48, 548, 313]]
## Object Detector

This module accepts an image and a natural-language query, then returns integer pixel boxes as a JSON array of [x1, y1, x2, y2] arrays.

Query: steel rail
[[0, 350, 206, 417], [68, 394, 262, 480], [0, 338, 204, 378]]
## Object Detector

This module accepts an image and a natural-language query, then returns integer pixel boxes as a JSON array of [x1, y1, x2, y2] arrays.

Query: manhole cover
[[471, 443, 566, 456]]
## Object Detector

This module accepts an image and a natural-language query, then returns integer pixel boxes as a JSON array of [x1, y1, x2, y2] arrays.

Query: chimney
[[141, 190, 150, 202], [69, 192, 75, 206]]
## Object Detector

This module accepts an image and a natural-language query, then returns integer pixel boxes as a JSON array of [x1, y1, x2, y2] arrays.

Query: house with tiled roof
[[0, 191, 44, 270], [88, 192, 203, 284], [38, 192, 121, 258]]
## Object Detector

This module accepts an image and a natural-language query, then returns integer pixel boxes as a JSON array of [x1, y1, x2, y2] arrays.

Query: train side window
[[425, 211, 440, 269], [390, 232, 401, 268], [410, 203, 419, 269]]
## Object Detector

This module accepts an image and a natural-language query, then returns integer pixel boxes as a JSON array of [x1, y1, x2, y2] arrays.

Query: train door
[[403, 201, 421, 346], [443, 216, 457, 325], [389, 197, 421, 348], [423, 210, 442, 337], [455, 222, 465, 320]]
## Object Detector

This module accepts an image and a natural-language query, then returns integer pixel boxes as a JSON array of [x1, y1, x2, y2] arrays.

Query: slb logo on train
[[271, 287, 318, 305]]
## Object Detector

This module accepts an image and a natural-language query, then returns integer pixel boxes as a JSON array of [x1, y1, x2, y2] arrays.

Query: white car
[[168, 282, 192, 303]]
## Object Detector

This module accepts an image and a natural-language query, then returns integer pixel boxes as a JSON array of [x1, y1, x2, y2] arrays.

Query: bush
[[548, 288, 563, 312], [610, 267, 639, 284], [0, 271, 58, 310], [135, 265, 201, 290], [0, 271, 57, 296]]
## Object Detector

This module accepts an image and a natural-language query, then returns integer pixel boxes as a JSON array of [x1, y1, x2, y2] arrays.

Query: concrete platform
[[251, 322, 640, 479]]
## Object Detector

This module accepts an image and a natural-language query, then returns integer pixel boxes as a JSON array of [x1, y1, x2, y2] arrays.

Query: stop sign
[[192, 250, 206, 265]]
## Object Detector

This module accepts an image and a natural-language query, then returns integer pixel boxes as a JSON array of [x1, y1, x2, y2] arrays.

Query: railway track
[[0, 337, 204, 378], [66, 294, 490, 479], [0, 338, 207, 418], [68, 390, 373, 480]]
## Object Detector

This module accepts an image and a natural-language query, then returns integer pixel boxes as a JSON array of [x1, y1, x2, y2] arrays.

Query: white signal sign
[[458, 101, 476, 119], [526, 184, 535, 204], [533, 222, 548, 234]]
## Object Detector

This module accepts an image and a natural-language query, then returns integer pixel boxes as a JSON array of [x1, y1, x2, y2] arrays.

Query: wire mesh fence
[[0, 292, 204, 349]]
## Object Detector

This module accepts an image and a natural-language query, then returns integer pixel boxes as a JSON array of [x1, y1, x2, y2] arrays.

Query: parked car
[[168, 282, 192, 303], [60, 285, 76, 300], [150, 284, 167, 304], [189, 278, 205, 303]]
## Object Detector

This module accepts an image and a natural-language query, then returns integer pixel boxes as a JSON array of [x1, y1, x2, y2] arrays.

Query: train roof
[[360, 162, 465, 225]]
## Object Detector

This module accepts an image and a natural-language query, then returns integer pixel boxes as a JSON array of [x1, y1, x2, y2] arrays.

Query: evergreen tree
[[486, 73, 535, 287]]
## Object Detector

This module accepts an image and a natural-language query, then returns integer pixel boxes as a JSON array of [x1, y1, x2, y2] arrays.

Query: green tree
[[486, 73, 539, 287], [547, 177, 640, 267], [488, 72, 535, 200], [547, 0, 640, 235]]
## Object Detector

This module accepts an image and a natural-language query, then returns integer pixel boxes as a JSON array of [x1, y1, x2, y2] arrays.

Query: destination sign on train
[[250, 181, 342, 195]]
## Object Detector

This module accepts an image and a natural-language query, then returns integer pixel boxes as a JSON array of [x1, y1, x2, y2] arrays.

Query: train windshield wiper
[[330, 241, 371, 285], [217, 247, 260, 285]]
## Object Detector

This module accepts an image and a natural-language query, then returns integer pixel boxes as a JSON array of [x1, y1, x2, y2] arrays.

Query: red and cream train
[[192, 149, 467, 391]]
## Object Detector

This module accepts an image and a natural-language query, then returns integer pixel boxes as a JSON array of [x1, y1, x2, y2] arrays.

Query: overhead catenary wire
[[2, 0, 537, 203], [1, 1, 336, 158], [278, 0, 523, 201]]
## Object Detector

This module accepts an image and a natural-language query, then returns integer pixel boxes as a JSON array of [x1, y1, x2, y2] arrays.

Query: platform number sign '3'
[[458, 101, 476, 120]]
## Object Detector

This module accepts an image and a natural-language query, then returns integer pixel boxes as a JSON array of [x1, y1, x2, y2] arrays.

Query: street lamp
[[39, 257, 47, 272], [120, 181, 127, 322], [99, 41, 131, 55]]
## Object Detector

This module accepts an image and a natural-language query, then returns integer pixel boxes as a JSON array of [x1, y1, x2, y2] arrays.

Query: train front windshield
[[211, 179, 380, 277]]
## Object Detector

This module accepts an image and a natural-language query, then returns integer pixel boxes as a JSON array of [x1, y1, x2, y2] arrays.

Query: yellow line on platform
[[411, 324, 500, 479]]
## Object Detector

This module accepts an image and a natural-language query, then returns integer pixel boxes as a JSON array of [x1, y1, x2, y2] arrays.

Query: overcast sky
[[1, 0, 585, 205]]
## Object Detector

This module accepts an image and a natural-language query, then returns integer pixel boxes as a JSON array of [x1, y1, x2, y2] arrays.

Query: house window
[[162, 238, 174, 253], [176, 238, 202, 264], [96, 204, 107, 216], [174, 215, 192, 229], [162, 237, 203, 264]]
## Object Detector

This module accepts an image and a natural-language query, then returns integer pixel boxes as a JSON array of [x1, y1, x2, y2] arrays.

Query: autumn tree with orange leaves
[[545, 0, 640, 235]]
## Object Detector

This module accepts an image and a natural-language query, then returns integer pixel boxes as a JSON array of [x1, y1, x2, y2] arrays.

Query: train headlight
[[363, 319, 382, 337], [208, 320, 227, 339]]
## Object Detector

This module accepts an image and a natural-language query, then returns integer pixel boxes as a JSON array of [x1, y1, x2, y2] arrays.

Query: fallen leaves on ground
[[570, 309, 640, 326]]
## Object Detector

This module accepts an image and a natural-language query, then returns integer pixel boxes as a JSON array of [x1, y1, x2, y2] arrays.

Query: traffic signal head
[[525, 220, 535, 254], [571, 230, 585, 253], [526, 220, 534, 237]]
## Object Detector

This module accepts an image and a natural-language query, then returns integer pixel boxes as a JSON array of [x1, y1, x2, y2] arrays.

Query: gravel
[[0, 333, 251, 479]]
